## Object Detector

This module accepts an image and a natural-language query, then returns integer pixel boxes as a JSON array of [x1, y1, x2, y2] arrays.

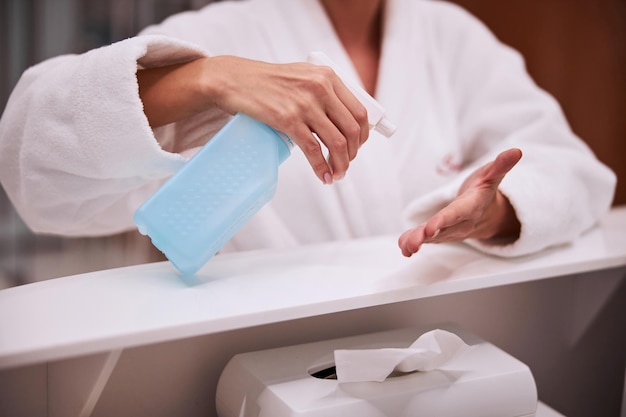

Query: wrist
[[197, 56, 226, 109], [487, 190, 521, 242], [199, 55, 248, 114]]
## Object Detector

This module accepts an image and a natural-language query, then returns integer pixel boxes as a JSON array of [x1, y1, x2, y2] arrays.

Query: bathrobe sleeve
[[404, 2, 617, 257], [0, 35, 219, 236]]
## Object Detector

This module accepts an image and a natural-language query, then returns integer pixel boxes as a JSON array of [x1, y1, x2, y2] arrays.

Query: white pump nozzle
[[307, 51, 397, 138]]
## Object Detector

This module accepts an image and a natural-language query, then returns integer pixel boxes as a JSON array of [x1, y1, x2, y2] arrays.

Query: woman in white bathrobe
[[0, 0, 616, 258]]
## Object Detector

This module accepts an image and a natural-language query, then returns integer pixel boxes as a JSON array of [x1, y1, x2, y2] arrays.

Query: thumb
[[484, 148, 523, 185]]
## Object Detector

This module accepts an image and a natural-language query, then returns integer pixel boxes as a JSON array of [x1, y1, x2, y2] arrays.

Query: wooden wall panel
[[451, 0, 626, 205]]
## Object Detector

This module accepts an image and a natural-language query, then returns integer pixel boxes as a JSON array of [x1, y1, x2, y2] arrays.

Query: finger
[[299, 70, 357, 180], [314, 88, 366, 180], [422, 195, 478, 239], [482, 148, 522, 186], [325, 104, 366, 164], [332, 78, 370, 152], [425, 220, 476, 243], [311, 119, 350, 180], [424, 198, 470, 234], [289, 123, 334, 184], [398, 225, 427, 257], [310, 65, 370, 159]]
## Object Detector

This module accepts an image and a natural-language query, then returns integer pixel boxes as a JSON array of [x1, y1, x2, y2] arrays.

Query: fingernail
[[323, 172, 333, 184], [431, 229, 440, 239], [334, 172, 345, 181]]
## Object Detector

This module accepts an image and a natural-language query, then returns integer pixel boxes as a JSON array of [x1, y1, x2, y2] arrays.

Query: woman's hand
[[137, 56, 370, 184], [398, 148, 523, 257]]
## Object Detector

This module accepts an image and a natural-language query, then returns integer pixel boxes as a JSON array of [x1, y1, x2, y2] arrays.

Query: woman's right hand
[[138, 56, 370, 184]]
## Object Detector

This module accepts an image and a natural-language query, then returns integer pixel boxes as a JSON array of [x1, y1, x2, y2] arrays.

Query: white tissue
[[334, 329, 469, 383]]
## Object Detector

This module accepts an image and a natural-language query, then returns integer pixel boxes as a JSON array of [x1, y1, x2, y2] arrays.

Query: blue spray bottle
[[134, 52, 396, 275]]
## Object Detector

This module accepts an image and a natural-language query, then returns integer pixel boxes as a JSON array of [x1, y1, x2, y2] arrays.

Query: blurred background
[[0, 0, 625, 289], [0, 0, 219, 289]]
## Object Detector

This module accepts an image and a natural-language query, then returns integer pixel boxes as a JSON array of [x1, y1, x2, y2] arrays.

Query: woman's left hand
[[398, 148, 523, 257]]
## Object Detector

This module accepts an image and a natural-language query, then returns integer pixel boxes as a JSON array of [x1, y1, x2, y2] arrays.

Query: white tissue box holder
[[216, 324, 538, 417]]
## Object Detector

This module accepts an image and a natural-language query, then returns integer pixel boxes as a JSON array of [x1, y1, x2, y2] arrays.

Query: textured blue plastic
[[134, 113, 291, 275]]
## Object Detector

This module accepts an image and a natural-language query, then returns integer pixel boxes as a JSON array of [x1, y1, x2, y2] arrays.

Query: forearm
[[137, 57, 217, 128]]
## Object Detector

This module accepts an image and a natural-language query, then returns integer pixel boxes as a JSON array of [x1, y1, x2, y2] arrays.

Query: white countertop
[[1, 207, 625, 369]]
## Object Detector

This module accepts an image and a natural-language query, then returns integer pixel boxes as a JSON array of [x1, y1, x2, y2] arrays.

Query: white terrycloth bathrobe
[[0, 0, 617, 257]]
